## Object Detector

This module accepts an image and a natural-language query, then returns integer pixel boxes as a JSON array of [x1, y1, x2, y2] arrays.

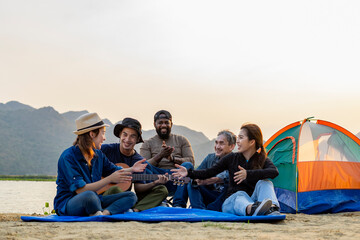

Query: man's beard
[[156, 127, 171, 139]]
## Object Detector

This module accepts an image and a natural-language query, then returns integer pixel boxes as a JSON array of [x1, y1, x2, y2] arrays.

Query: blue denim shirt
[[54, 145, 122, 216], [197, 153, 229, 191]]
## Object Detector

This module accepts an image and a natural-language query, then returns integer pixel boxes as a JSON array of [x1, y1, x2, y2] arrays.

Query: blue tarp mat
[[21, 207, 285, 222]]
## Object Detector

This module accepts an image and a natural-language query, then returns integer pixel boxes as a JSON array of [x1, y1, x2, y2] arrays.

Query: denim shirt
[[197, 153, 229, 191], [54, 145, 122, 216]]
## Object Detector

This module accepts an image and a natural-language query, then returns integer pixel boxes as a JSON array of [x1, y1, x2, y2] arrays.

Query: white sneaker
[[125, 208, 134, 213]]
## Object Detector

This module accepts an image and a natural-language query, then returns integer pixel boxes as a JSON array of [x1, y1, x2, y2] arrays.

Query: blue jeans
[[146, 162, 194, 207], [222, 180, 279, 216], [65, 191, 137, 216], [187, 183, 228, 212]]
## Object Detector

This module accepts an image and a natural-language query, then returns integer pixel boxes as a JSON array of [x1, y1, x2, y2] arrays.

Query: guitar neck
[[130, 173, 190, 184], [115, 162, 188, 183], [131, 174, 163, 182]]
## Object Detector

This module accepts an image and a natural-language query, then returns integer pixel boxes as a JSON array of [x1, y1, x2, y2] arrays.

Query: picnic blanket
[[21, 207, 286, 222]]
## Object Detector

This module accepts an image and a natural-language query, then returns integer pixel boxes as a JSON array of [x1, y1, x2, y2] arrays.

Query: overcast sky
[[1, 0, 359, 139]]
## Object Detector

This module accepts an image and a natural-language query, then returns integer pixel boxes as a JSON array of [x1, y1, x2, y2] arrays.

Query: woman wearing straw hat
[[54, 112, 147, 216]]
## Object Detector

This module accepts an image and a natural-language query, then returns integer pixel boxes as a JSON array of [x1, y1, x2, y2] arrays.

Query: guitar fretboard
[[131, 174, 190, 183], [131, 174, 164, 181]]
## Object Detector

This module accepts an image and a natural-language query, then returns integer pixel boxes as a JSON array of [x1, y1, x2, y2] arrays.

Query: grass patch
[[202, 222, 234, 230], [0, 175, 56, 181]]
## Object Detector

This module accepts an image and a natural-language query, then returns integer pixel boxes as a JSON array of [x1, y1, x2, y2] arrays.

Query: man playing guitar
[[101, 118, 169, 212]]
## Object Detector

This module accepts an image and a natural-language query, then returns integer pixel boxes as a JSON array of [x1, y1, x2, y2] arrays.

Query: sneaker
[[125, 208, 134, 213], [160, 201, 170, 207], [172, 205, 183, 208], [265, 205, 281, 215], [249, 199, 272, 216]]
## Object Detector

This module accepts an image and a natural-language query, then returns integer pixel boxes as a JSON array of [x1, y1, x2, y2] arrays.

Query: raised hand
[[170, 164, 188, 178], [131, 159, 147, 173], [234, 165, 247, 184]]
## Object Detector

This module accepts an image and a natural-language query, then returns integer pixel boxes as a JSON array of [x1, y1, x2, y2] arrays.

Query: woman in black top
[[172, 123, 280, 216]]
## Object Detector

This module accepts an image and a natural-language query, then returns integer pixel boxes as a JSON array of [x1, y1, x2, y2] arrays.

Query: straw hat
[[73, 112, 109, 135]]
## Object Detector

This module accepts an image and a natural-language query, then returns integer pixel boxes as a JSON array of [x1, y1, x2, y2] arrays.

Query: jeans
[[222, 180, 279, 216], [65, 190, 137, 216], [187, 183, 228, 212], [146, 162, 194, 207]]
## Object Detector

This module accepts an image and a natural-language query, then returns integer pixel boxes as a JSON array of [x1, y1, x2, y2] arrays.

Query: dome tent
[[264, 117, 360, 214]]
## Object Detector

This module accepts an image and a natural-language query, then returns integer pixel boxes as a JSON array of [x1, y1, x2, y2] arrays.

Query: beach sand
[[1, 212, 360, 240]]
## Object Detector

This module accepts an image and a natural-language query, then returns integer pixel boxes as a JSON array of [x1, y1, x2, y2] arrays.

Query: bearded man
[[140, 110, 195, 208]]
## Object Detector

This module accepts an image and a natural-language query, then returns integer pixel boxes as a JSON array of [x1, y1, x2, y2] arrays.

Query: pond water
[[0, 180, 56, 214]]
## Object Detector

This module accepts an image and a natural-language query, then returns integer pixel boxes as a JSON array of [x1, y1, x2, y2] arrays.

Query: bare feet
[[89, 211, 103, 216], [102, 210, 111, 215]]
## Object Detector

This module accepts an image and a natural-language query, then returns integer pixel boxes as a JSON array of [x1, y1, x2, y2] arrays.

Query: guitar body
[[97, 163, 131, 194]]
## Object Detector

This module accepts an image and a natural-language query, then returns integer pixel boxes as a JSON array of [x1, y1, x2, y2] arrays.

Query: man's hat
[[113, 117, 144, 143], [154, 110, 172, 122], [73, 112, 109, 135]]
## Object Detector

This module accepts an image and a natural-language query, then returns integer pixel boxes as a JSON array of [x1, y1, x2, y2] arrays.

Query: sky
[[1, 0, 360, 140]]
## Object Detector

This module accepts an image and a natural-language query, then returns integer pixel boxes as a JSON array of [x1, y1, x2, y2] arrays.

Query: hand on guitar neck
[[154, 173, 169, 185]]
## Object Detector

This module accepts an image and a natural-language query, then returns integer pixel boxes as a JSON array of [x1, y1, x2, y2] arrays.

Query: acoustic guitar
[[97, 163, 190, 194]]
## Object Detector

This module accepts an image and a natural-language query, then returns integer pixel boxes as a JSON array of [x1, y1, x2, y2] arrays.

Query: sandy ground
[[1, 212, 360, 240]]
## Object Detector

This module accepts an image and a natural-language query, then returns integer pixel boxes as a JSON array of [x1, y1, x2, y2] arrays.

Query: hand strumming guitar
[[108, 169, 132, 183]]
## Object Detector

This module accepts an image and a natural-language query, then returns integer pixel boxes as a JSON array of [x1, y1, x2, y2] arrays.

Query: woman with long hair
[[54, 112, 146, 216], [172, 123, 280, 216]]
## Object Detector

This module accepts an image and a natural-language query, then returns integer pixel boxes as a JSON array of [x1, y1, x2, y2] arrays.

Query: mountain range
[[1, 101, 359, 176], [0, 101, 215, 175]]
